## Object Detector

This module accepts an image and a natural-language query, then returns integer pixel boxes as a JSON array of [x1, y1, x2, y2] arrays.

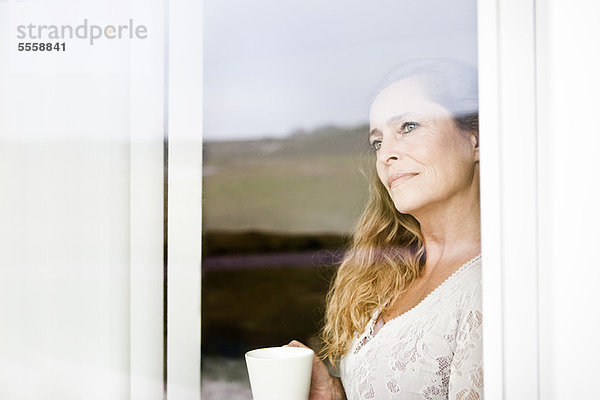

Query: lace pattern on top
[[340, 255, 483, 400]]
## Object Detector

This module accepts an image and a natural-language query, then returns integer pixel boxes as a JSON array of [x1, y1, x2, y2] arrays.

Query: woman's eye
[[401, 122, 419, 134], [370, 140, 382, 151]]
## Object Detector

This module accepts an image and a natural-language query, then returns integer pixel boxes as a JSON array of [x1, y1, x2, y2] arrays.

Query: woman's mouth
[[388, 172, 418, 189]]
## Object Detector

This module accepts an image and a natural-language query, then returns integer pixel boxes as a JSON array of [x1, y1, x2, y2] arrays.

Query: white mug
[[245, 346, 314, 400]]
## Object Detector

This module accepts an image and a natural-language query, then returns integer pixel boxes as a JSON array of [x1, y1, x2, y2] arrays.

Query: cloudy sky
[[203, 0, 478, 141]]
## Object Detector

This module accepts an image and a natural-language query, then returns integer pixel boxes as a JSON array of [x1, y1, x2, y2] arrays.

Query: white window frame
[[162, 0, 548, 398], [478, 0, 540, 398], [166, 0, 202, 398]]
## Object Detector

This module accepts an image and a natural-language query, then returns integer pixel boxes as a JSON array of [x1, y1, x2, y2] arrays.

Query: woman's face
[[369, 77, 479, 216]]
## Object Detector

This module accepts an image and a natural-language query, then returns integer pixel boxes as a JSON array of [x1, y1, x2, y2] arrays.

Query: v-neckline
[[355, 254, 482, 352], [381, 254, 481, 326]]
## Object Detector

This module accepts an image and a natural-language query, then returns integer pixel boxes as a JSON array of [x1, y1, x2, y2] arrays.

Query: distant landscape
[[203, 123, 372, 234]]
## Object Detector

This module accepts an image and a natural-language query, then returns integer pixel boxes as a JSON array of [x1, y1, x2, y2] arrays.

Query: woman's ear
[[470, 130, 479, 161]]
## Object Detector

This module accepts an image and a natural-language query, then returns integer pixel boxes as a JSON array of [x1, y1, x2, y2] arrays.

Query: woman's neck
[[412, 187, 481, 276]]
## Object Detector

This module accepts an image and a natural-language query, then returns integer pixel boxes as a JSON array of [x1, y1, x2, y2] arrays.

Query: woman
[[289, 59, 482, 399]]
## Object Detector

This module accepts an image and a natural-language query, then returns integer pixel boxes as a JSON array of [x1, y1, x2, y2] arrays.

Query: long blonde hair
[[319, 58, 479, 364], [320, 171, 426, 364]]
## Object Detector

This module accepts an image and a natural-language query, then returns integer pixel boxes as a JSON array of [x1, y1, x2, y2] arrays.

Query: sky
[[203, 0, 478, 141]]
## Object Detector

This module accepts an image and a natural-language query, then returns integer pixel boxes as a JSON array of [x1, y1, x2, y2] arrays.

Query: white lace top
[[340, 255, 483, 400]]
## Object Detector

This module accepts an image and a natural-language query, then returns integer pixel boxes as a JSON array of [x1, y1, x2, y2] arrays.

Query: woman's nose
[[377, 140, 400, 165]]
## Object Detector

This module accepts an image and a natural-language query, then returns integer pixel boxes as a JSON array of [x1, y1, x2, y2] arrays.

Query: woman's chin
[[391, 198, 423, 215]]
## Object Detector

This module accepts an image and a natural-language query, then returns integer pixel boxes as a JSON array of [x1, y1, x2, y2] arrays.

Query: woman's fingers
[[285, 340, 309, 348], [285, 340, 324, 373], [284, 339, 341, 399]]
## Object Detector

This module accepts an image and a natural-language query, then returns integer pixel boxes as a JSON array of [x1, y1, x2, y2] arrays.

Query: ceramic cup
[[245, 346, 314, 400]]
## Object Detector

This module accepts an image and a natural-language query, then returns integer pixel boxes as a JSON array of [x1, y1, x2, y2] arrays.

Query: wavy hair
[[320, 59, 479, 364]]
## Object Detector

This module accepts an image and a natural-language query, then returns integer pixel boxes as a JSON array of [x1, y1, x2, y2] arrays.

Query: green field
[[203, 124, 373, 234]]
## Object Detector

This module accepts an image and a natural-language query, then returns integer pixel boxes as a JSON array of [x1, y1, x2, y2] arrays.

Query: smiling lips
[[388, 172, 419, 189]]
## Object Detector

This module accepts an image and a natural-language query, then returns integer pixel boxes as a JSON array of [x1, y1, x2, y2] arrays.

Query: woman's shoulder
[[442, 254, 482, 308], [440, 254, 481, 290], [458, 254, 482, 287]]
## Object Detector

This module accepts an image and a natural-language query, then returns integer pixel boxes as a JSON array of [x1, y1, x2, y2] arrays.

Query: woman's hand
[[285, 340, 346, 400]]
